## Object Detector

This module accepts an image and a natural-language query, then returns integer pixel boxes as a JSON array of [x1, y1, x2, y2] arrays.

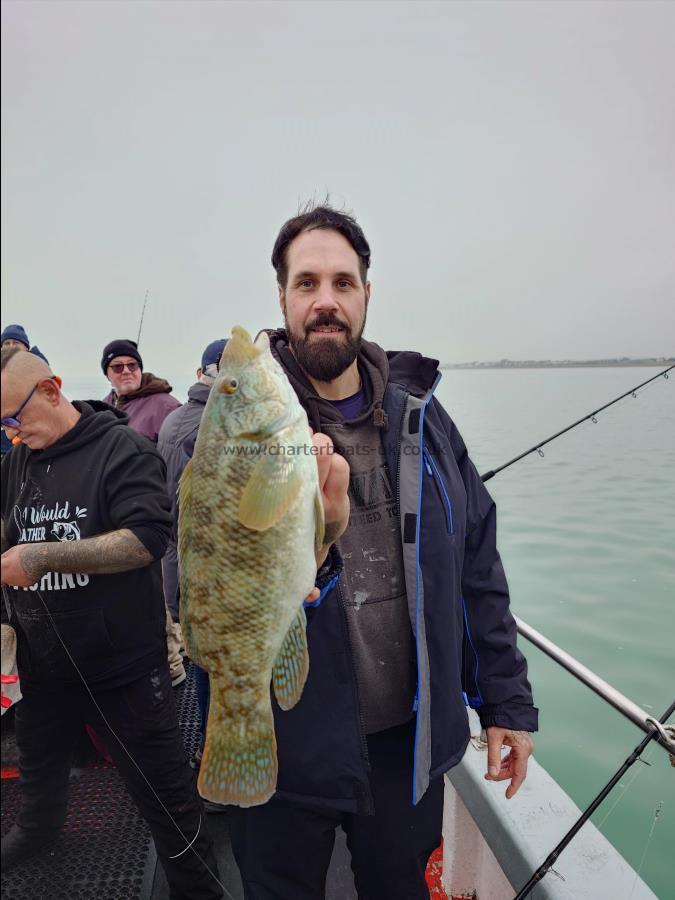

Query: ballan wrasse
[[178, 325, 323, 806]]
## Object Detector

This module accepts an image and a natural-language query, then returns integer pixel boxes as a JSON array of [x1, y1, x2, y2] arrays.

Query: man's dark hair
[[0, 345, 21, 371], [271, 203, 371, 288]]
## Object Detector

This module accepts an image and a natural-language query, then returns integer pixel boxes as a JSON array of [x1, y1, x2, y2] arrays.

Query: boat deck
[[1, 664, 463, 900]]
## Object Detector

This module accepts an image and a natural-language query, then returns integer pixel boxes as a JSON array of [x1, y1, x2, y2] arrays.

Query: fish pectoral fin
[[272, 606, 309, 711], [238, 453, 303, 531], [313, 485, 325, 551]]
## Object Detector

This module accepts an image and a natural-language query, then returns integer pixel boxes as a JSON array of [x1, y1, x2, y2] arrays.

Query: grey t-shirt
[[323, 399, 416, 734]]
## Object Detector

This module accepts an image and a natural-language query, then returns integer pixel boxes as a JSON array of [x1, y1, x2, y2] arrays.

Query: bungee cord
[[481, 365, 673, 483]]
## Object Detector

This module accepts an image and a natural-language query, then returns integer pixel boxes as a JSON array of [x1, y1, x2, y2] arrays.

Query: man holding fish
[[180, 204, 537, 899]]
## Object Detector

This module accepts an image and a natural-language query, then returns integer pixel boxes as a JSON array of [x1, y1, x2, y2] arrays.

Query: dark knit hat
[[201, 339, 228, 370], [101, 339, 143, 374], [1, 324, 30, 348], [30, 346, 49, 365]]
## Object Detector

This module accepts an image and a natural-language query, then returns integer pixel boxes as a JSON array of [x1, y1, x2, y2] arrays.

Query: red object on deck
[[425, 840, 473, 900], [426, 841, 448, 898]]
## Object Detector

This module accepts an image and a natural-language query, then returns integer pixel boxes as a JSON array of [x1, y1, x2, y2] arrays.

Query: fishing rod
[[136, 289, 150, 346], [512, 700, 675, 900], [480, 365, 674, 483]]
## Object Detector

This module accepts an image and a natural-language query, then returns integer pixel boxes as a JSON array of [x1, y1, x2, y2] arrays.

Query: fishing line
[[512, 701, 675, 900], [2, 584, 234, 900], [594, 740, 656, 829], [136, 289, 150, 346], [628, 800, 665, 899], [481, 365, 673, 483]]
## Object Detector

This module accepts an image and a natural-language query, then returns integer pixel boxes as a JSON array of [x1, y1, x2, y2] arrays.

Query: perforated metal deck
[[1, 662, 204, 900]]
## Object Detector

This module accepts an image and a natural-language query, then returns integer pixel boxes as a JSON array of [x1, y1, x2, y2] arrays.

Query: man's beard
[[284, 307, 367, 383]]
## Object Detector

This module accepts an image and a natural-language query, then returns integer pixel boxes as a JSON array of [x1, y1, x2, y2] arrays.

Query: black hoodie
[[1, 401, 172, 688]]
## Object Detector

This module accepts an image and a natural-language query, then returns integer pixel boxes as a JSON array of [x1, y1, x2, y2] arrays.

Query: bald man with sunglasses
[[0, 347, 223, 898]]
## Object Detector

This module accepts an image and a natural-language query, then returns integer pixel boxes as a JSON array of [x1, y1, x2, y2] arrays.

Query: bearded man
[[226, 204, 539, 900]]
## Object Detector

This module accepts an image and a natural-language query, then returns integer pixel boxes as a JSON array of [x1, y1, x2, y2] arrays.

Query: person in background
[[101, 339, 180, 445], [1, 325, 49, 458], [157, 338, 227, 712], [101, 338, 184, 684], [0, 347, 222, 898]]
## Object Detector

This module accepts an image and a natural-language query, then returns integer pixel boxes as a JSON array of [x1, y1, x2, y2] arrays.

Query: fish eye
[[221, 377, 239, 395]]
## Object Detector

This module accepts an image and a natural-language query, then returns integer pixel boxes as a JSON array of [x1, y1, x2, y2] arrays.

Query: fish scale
[[178, 325, 323, 807]]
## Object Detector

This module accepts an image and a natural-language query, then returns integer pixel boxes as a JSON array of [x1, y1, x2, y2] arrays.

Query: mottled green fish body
[[178, 326, 323, 807]]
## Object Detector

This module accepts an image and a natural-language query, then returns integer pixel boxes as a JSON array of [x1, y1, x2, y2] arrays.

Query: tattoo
[[21, 529, 153, 580]]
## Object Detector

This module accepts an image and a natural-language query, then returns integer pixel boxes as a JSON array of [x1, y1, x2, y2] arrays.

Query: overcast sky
[[1, 0, 674, 380]]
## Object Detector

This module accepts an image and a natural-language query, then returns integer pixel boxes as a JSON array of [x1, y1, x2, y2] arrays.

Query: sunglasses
[[109, 362, 140, 374], [1, 383, 40, 431]]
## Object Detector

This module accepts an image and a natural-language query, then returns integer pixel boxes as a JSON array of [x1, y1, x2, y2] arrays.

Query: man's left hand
[[484, 727, 533, 799], [0, 546, 38, 588]]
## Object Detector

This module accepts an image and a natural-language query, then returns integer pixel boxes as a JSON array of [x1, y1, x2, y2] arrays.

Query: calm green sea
[[66, 367, 674, 898], [435, 367, 674, 900]]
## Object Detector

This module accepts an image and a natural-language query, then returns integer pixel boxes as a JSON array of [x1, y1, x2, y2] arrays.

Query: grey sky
[[2, 0, 674, 381]]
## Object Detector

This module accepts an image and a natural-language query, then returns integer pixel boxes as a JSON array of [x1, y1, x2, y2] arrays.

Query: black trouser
[[228, 720, 444, 900], [14, 663, 222, 900]]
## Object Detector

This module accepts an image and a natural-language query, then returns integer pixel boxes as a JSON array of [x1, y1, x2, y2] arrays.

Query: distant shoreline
[[441, 359, 674, 370]]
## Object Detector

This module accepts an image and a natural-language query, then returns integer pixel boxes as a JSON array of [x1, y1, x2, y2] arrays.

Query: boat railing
[[515, 615, 675, 757]]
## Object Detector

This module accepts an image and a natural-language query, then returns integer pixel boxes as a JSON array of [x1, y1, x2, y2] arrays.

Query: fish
[[178, 325, 324, 807]]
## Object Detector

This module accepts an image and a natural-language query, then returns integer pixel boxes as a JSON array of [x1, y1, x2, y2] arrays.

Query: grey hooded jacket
[[157, 381, 211, 618]]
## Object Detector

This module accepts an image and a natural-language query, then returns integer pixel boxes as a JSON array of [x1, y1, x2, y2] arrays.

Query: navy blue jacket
[[271, 348, 538, 814]]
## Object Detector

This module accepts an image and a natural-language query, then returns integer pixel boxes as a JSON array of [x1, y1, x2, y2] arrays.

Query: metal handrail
[[515, 616, 675, 757]]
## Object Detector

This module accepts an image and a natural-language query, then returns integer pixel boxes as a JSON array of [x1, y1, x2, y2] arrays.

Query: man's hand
[[302, 431, 350, 604], [484, 727, 533, 799], [1, 545, 39, 588]]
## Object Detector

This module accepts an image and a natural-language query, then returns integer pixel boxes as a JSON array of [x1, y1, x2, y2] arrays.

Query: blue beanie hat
[[30, 346, 50, 365], [101, 339, 143, 374], [1, 324, 30, 348], [201, 339, 228, 370]]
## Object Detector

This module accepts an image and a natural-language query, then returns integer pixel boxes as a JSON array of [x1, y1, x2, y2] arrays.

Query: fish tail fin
[[198, 703, 277, 808]]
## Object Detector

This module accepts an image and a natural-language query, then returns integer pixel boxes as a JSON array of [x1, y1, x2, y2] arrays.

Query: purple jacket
[[103, 373, 181, 444]]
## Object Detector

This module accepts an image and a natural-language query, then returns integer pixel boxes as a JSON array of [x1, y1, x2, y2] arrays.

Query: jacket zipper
[[423, 447, 454, 534], [391, 390, 408, 520]]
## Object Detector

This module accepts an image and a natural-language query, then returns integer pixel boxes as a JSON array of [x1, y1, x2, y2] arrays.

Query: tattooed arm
[[0, 529, 153, 588]]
